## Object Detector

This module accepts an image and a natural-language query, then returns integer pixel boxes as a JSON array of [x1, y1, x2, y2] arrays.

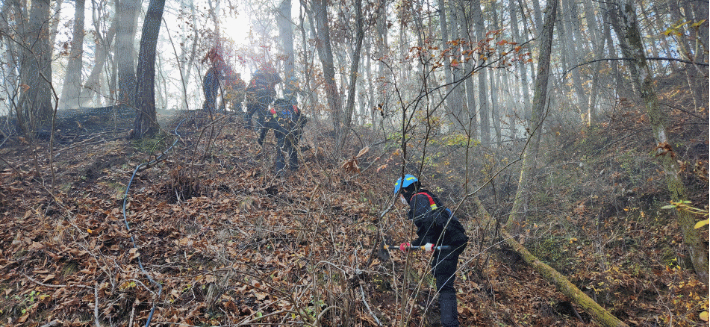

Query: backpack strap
[[411, 192, 438, 211]]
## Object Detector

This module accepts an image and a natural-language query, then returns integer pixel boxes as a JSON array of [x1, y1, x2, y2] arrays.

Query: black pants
[[244, 93, 272, 129], [202, 70, 220, 114], [431, 246, 465, 327], [257, 116, 279, 146], [275, 127, 299, 172]]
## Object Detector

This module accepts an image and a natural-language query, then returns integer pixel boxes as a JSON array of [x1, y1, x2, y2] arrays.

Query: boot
[[439, 292, 459, 327]]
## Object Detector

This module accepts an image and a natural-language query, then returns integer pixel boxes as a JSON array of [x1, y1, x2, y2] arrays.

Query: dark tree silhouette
[[132, 0, 166, 139]]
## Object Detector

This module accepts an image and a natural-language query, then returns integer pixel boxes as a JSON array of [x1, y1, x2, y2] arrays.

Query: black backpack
[[414, 192, 469, 247]]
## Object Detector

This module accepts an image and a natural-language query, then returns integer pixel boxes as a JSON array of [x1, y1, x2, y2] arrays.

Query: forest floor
[[0, 87, 707, 326]]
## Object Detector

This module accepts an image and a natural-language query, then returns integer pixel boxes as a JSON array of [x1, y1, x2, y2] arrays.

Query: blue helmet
[[394, 174, 418, 195]]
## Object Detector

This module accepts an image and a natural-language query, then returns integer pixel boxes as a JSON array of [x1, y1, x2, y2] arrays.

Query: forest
[[0, 0, 708, 325]]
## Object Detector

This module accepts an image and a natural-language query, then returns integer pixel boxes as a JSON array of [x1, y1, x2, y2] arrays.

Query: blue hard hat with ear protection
[[394, 174, 418, 196]]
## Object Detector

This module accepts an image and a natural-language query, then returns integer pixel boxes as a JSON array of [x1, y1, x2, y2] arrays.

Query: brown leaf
[[42, 274, 55, 283], [356, 147, 369, 158]]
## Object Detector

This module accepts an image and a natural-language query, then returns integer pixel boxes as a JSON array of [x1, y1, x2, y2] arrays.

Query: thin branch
[[23, 273, 92, 289], [360, 284, 382, 326], [564, 57, 709, 76], [94, 282, 100, 327]]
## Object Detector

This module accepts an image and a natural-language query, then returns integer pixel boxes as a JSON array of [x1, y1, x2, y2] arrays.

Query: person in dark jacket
[[394, 174, 469, 327], [244, 64, 282, 129], [261, 98, 307, 174]]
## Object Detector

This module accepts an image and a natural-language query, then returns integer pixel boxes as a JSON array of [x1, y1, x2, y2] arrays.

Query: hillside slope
[[0, 97, 707, 326]]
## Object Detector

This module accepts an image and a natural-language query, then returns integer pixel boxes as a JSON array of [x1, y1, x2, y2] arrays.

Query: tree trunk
[[17, 0, 53, 135], [80, 12, 117, 107], [48, 0, 64, 56], [132, 0, 165, 138], [311, 0, 342, 150], [489, 0, 501, 145], [506, 0, 556, 232], [561, 0, 585, 116], [583, 0, 603, 125], [472, 0, 488, 144], [602, 7, 627, 99], [371, 0, 387, 131], [437, 0, 452, 129], [611, 0, 709, 282], [456, 0, 476, 139], [117, 0, 140, 107], [448, 6, 465, 131], [181, 0, 199, 109], [338, 0, 364, 151], [509, 0, 530, 121], [59, 0, 86, 109], [278, 0, 295, 81], [668, 0, 705, 112]]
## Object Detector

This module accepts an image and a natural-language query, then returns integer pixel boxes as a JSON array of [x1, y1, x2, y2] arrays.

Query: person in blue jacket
[[394, 174, 469, 327]]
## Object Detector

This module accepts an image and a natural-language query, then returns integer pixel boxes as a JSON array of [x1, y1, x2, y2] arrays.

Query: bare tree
[[471, 0, 488, 144], [132, 0, 166, 138], [80, 8, 117, 107], [59, 0, 86, 109]]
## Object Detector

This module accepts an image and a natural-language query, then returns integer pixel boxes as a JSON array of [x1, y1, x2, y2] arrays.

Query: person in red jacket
[[201, 47, 243, 113], [394, 174, 469, 327]]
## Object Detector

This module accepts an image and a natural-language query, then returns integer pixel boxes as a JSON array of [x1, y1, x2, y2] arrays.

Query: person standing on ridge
[[201, 46, 242, 114], [394, 174, 469, 327]]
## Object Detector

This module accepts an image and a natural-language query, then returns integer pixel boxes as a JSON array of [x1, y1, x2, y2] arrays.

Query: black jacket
[[407, 190, 469, 248]]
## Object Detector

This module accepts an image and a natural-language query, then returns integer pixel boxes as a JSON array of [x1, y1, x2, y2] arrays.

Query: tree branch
[[564, 57, 709, 77]]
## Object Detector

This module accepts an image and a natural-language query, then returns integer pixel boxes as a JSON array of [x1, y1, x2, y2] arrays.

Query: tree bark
[[509, 0, 530, 121], [448, 5, 465, 131], [471, 0, 488, 144], [437, 0, 452, 128], [117, 0, 140, 107], [17, 0, 53, 135], [338, 0, 364, 151], [311, 0, 342, 150], [583, 0, 603, 125], [132, 0, 166, 138], [278, 0, 295, 80], [488, 0, 501, 145], [59, 0, 86, 109]]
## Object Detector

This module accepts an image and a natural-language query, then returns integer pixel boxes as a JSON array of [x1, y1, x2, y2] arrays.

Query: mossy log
[[502, 230, 628, 327]]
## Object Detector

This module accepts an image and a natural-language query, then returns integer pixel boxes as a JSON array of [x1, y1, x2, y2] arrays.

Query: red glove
[[423, 243, 435, 253], [399, 242, 411, 253]]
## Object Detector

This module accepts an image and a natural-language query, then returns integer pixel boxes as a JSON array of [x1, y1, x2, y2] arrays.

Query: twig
[[235, 309, 297, 326], [22, 273, 92, 289], [129, 305, 135, 327], [94, 282, 100, 327], [0, 155, 21, 175], [316, 305, 342, 325], [360, 284, 382, 326]]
